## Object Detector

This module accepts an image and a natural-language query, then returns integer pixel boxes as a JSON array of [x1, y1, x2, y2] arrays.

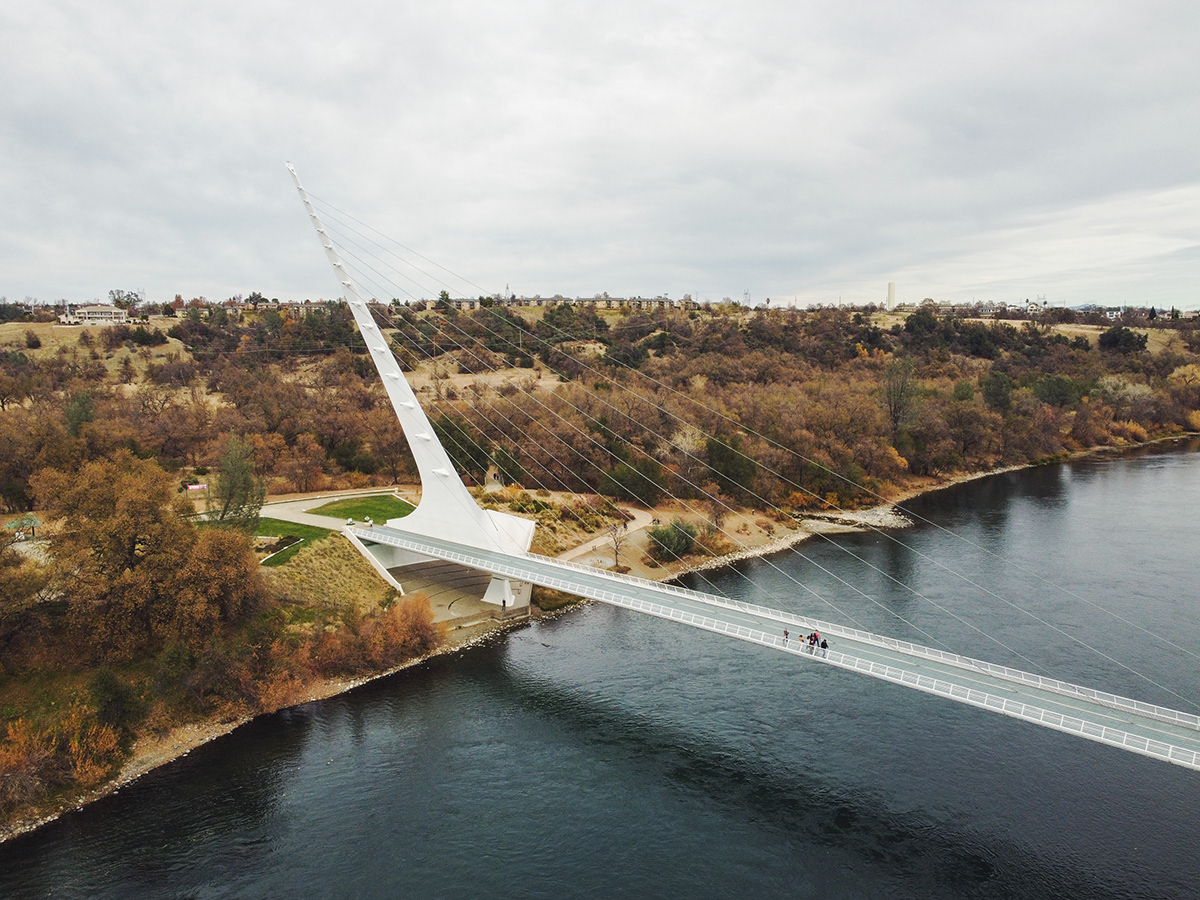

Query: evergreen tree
[[212, 436, 265, 529]]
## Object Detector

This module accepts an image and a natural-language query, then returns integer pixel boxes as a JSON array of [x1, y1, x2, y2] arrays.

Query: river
[[3, 441, 1199, 899]]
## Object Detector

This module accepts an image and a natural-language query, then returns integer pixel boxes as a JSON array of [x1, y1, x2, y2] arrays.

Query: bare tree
[[609, 521, 630, 568], [884, 357, 917, 439], [701, 493, 729, 531]]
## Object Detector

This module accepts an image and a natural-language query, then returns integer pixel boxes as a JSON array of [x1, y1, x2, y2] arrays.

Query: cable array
[[329, 231, 1031, 655], [287, 191, 1197, 710]]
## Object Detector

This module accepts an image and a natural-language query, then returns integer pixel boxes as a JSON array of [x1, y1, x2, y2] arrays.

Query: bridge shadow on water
[[445, 635, 1120, 900], [1, 622, 1192, 900]]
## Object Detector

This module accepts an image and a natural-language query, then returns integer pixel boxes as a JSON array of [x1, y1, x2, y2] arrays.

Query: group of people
[[782, 628, 829, 657]]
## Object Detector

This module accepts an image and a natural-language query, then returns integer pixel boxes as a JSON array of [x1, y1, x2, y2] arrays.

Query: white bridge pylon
[[288, 163, 535, 609], [288, 165, 1200, 771]]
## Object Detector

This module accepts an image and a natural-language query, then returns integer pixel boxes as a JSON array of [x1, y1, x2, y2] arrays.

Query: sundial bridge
[[288, 163, 1200, 774]]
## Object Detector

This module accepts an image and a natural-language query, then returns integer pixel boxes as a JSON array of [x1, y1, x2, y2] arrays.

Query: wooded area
[[2, 297, 1199, 829]]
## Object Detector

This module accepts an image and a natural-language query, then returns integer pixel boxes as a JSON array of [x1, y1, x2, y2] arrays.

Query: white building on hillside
[[58, 304, 128, 325]]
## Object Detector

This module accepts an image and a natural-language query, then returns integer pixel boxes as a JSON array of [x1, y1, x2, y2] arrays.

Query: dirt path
[[558, 506, 655, 564]]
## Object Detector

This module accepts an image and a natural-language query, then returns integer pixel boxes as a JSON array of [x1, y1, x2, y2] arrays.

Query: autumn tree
[[280, 434, 328, 493], [362, 406, 415, 484], [245, 431, 289, 478], [0, 531, 51, 660], [162, 527, 267, 651], [32, 452, 194, 660], [700, 493, 731, 531], [0, 408, 42, 511]]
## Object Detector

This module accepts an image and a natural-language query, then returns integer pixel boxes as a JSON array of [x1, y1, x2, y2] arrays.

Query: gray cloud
[[2, 0, 1198, 307]]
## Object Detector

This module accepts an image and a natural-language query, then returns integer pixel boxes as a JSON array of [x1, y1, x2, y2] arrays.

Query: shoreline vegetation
[[3, 437, 1194, 843], [4, 299, 1200, 841]]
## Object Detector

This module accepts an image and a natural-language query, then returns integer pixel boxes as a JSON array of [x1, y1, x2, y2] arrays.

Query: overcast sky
[[3, 1, 1198, 308]]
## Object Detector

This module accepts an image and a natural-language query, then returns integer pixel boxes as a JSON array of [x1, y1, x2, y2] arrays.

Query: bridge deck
[[355, 526, 1200, 772]]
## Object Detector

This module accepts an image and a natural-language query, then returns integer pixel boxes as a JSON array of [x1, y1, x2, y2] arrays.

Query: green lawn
[[307, 495, 415, 522], [255, 517, 334, 567]]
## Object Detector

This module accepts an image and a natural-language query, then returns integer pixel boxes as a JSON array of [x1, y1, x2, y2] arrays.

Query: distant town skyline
[[3, 2, 1198, 309]]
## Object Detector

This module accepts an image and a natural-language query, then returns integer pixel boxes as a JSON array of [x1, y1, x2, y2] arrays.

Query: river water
[[4, 441, 1200, 899]]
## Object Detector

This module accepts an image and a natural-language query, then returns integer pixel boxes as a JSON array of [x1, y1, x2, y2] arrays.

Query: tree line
[[3, 302, 1198, 517]]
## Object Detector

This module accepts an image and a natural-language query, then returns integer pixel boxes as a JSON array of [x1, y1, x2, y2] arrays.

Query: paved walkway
[[263, 489, 422, 528], [262, 497, 359, 530]]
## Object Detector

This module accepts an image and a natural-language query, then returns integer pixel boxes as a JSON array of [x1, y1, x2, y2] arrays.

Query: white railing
[[504, 545, 1200, 731], [353, 527, 1200, 745], [539, 559, 1200, 770]]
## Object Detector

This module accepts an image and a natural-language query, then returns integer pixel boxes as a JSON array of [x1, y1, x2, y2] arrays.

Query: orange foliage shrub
[[63, 707, 123, 788], [308, 595, 441, 677], [1069, 400, 1114, 448], [385, 594, 442, 659], [257, 674, 309, 715], [1110, 420, 1149, 443], [0, 718, 56, 816], [0, 707, 124, 818]]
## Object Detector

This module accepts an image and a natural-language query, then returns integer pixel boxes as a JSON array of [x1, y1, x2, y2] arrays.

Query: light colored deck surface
[[388, 560, 494, 623], [356, 526, 1200, 772]]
